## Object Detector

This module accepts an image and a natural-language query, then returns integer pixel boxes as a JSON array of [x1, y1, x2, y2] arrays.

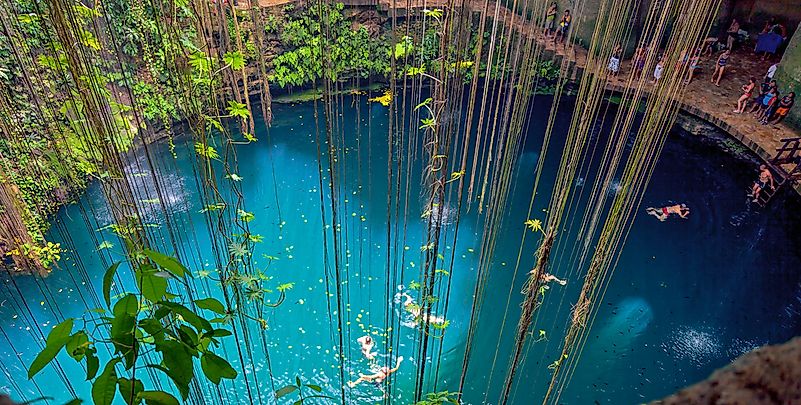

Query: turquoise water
[[1, 95, 800, 404]]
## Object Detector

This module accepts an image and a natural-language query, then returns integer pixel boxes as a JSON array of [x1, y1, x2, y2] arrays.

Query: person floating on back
[[749, 164, 774, 202], [347, 357, 403, 388], [645, 204, 690, 221]]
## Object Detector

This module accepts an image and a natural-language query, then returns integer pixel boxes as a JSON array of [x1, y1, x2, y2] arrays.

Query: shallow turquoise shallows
[[1, 95, 800, 404]]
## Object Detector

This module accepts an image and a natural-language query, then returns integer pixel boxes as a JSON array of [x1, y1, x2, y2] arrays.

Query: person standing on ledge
[[685, 49, 701, 84], [726, 18, 740, 50], [544, 2, 557, 39], [749, 164, 774, 202], [764, 63, 779, 83], [710, 49, 730, 87], [554, 10, 572, 48]]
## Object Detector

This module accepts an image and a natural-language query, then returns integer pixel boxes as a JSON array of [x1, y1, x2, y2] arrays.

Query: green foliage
[[416, 390, 460, 405], [27, 249, 238, 404], [275, 376, 334, 403], [270, 3, 390, 87]]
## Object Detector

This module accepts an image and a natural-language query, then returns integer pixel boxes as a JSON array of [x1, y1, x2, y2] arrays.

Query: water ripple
[[661, 325, 723, 367]]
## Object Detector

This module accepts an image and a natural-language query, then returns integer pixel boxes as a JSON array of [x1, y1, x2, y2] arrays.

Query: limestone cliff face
[[776, 28, 801, 130], [652, 336, 801, 405]]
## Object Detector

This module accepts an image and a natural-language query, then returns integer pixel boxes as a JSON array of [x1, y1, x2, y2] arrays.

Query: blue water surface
[[0, 95, 800, 404]]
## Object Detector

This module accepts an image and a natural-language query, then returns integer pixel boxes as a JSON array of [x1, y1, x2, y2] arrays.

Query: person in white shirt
[[765, 63, 779, 83]]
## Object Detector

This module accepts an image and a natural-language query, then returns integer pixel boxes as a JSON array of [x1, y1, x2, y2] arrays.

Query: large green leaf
[[158, 302, 212, 332], [193, 298, 226, 315], [91, 358, 120, 405], [226, 100, 249, 119], [154, 341, 193, 396], [146, 365, 189, 400], [136, 268, 168, 303], [28, 318, 74, 379], [200, 352, 237, 384], [117, 377, 144, 405], [275, 385, 298, 399], [142, 249, 189, 279], [223, 51, 245, 70], [85, 347, 99, 380], [102, 262, 121, 308], [138, 391, 179, 405], [65, 331, 89, 361], [111, 294, 138, 369]]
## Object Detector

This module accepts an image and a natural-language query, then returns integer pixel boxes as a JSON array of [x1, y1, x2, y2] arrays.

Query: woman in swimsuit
[[544, 2, 557, 38], [646, 204, 690, 221], [726, 19, 739, 50], [734, 77, 756, 113], [685, 49, 701, 84], [347, 357, 404, 387], [710, 50, 730, 86]]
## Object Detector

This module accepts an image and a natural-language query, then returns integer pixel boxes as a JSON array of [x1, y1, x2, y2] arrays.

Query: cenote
[[2, 93, 800, 404]]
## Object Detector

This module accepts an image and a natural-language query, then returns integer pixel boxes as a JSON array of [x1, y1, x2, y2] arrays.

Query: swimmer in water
[[347, 356, 404, 388], [542, 272, 567, 286], [645, 204, 689, 221], [357, 335, 376, 360], [528, 270, 567, 289], [394, 291, 446, 326]]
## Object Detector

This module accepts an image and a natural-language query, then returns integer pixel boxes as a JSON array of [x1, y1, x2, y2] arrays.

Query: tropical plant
[[275, 376, 334, 404], [416, 390, 460, 405], [270, 3, 390, 87], [26, 248, 238, 405]]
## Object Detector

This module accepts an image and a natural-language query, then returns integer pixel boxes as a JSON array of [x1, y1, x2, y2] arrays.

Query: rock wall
[[718, 0, 801, 35], [652, 336, 801, 404], [776, 26, 801, 130]]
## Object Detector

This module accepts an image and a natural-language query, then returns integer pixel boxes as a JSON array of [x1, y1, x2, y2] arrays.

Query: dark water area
[[0, 94, 799, 404]]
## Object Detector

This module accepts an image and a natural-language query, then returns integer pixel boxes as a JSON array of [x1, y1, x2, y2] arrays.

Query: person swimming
[[347, 356, 404, 388], [646, 204, 690, 221], [357, 335, 376, 361], [394, 290, 446, 326], [528, 270, 567, 287]]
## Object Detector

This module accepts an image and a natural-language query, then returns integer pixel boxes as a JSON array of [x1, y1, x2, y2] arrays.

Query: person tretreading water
[[646, 204, 689, 221], [357, 335, 376, 361], [347, 357, 404, 388]]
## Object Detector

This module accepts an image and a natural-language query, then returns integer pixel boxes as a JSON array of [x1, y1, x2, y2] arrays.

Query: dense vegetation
[[0, 0, 560, 273]]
